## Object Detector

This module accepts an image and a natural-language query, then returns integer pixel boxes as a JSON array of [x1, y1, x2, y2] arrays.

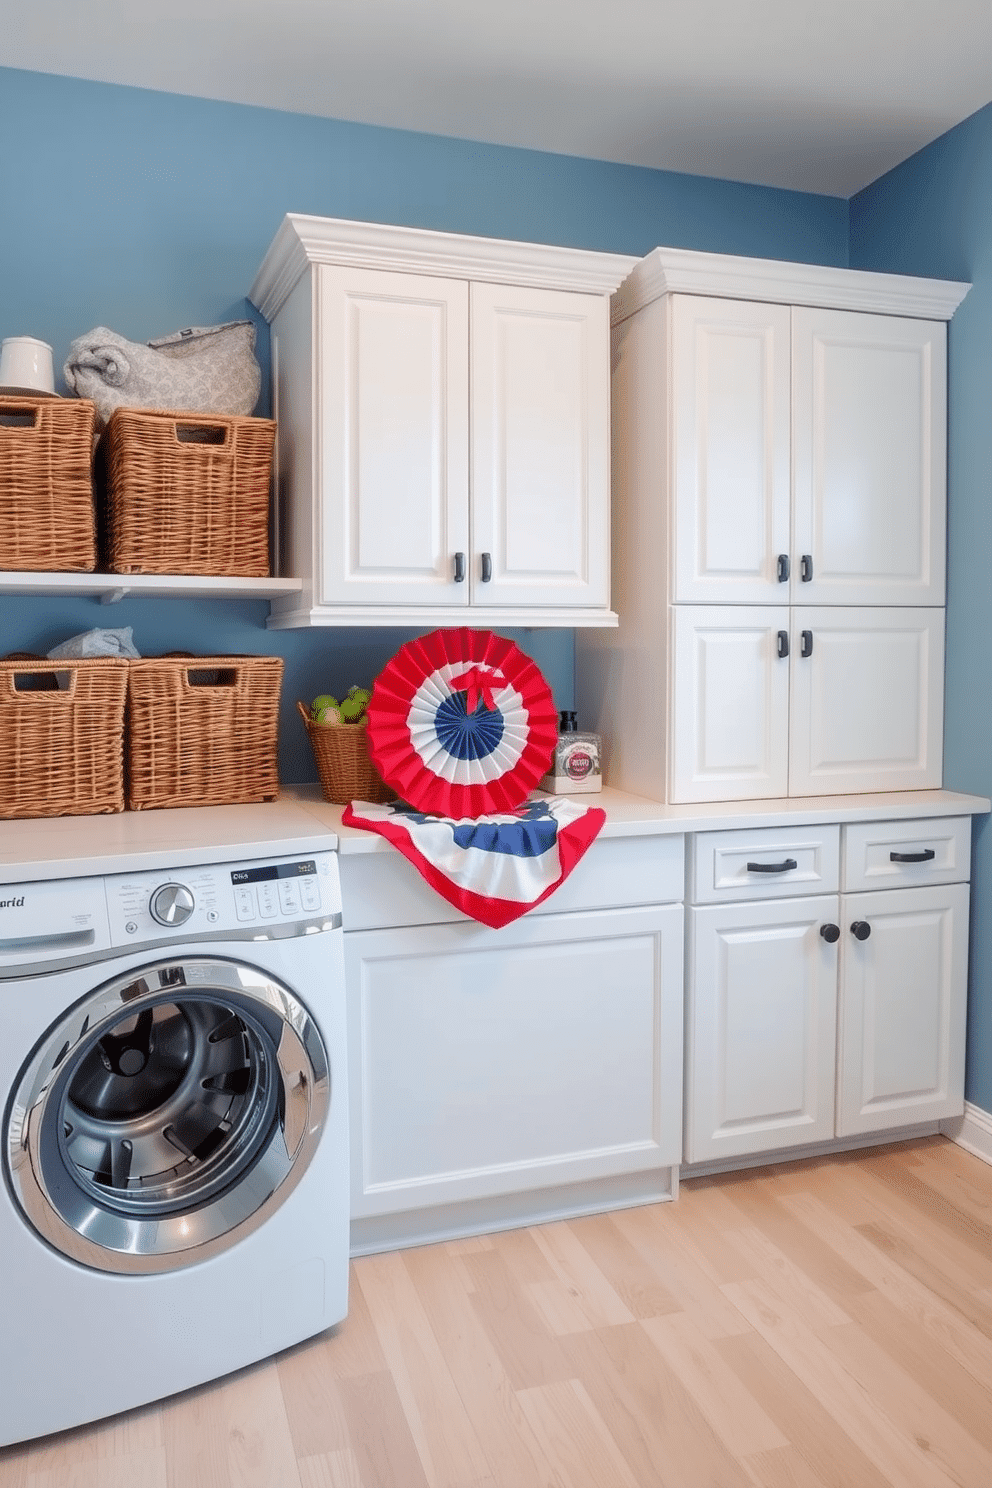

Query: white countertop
[[286, 783, 991, 855], [0, 798, 339, 885], [0, 784, 987, 883]]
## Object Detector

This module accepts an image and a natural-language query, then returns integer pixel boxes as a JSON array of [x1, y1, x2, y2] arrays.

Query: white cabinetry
[[837, 817, 971, 1136], [338, 829, 684, 1252], [685, 815, 972, 1167], [577, 250, 968, 804], [671, 605, 945, 802], [250, 215, 634, 628]]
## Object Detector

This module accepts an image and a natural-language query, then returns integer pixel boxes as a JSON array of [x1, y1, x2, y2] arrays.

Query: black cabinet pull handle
[[777, 630, 789, 659], [890, 848, 936, 863], [820, 923, 840, 943], [746, 858, 798, 874], [481, 552, 492, 583], [777, 554, 790, 583], [453, 551, 465, 583], [800, 554, 813, 582], [851, 921, 872, 941], [801, 629, 813, 658]]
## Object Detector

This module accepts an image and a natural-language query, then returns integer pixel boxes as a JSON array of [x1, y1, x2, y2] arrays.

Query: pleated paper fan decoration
[[366, 628, 558, 817]]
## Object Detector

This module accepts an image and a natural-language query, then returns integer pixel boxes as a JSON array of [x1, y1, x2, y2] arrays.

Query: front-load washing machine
[[0, 847, 348, 1446]]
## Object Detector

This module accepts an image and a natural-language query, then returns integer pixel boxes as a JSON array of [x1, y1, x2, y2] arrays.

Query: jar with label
[[539, 711, 603, 794]]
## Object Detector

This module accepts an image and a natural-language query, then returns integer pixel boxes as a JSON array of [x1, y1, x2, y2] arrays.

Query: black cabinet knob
[[851, 921, 872, 941], [820, 923, 840, 943]]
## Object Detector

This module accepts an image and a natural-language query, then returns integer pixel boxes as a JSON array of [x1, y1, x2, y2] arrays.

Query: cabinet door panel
[[672, 296, 792, 603], [789, 607, 944, 796], [686, 896, 839, 1162], [837, 883, 968, 1135], [471, 283, 609, 608], [345, 905, 683, 1217], [317, 265, 469, 605], [671, 606, 790, 803], [793, 308, 946, 606]]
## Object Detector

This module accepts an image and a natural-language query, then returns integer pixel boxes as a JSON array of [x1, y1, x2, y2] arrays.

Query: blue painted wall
[[0, 67, 847, 782], [851, 104, 992, 1116]]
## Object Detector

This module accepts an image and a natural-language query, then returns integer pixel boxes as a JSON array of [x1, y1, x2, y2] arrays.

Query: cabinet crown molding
[[611, 246, 971, 324], [250, 213, 639, 320]]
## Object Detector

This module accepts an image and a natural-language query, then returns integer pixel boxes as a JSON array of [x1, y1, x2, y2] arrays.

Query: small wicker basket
[[297, 702, 395, 805], [100, 407, 276, 577], [127, 655, 283, 810], [0, 395, 96, 571], [0, 657, 128, 817]]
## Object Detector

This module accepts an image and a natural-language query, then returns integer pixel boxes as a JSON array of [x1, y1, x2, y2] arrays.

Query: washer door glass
[[5, 957, 329, 1273]]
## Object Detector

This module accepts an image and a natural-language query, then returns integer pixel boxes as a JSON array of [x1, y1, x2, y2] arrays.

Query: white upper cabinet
[[792, 308, 946, 607], [577, 248, 968, 807], [671, 295, 947, 609], [250, 215, 634, 628], [671, 296, 792, 604], [471, 282, 610, 610], [788, 606, 945, 796], [317, 266, 469, 608], [670, 606, 790, 803]]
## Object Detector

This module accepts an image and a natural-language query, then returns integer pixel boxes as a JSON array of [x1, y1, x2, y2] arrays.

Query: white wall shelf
[[0, 573, 303, 605]]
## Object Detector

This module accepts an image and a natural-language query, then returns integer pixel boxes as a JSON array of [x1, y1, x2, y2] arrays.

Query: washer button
[[278, 880, 301, 915], [235, 887, 257, 922], [300, 876, 322, 913], [206, 909, 219, 923], [257, 884, 280, 919], [125, 921, 138, 935]]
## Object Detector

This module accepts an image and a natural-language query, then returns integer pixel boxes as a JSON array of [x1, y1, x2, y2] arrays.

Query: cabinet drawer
[[690, 825, 840, 904], [842, 817, 971, 892], [341, 831, 685, 931]]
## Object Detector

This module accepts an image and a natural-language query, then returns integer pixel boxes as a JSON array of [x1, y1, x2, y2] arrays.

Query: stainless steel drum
[[6, 956, 329, 1273]]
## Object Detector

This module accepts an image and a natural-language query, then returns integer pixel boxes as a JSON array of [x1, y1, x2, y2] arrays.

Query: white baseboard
[[350, 1166, 677, 1256], [941, 1102, 992, 1166]]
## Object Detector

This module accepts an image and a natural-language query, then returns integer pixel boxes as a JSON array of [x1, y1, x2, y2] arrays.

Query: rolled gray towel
[[63, 321, 261, 430]]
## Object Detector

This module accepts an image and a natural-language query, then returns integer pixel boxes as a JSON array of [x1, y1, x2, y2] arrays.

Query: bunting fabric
[[341, 797, 606, 928]]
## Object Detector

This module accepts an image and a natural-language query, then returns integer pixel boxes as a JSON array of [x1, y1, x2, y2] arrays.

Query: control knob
[[149, 882, 195, 928]]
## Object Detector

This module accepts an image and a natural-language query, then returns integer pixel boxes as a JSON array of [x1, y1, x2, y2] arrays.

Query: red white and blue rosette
[[366, 628, 558, 817]]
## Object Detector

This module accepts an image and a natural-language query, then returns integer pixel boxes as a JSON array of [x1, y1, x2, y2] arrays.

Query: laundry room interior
[[1, 7, 992, 1485]]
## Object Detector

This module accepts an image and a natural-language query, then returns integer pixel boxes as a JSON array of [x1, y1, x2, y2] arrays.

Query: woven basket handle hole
[[11, 670, 72, 693], [187, 668, 237, 687], [0, 409, 39, 429], [175, 423, 228, 446]]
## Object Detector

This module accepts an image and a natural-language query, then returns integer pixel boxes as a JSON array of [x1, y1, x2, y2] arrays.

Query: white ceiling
[[5, 0, 992, 197]]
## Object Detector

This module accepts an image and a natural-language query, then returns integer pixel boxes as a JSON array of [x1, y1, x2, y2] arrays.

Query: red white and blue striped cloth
[[341, 797, 606, 928]]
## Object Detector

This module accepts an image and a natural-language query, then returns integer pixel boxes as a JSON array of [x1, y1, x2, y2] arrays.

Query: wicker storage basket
[[297, 702, 395, 805], [0, 657, 127, 817], [0, 395, 96, 571], [127, 655, 283, 810], [100, 407, 276, 576]]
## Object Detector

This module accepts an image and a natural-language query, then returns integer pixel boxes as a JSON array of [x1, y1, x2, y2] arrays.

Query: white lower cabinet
[[344, 901, 684, 1228], [837, 882, 969, 1136], [685, 818, 971, 1166], [686, 894, 840, 1162]]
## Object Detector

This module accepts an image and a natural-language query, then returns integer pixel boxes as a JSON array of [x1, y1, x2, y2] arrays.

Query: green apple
[[316, 704, 343, 725]]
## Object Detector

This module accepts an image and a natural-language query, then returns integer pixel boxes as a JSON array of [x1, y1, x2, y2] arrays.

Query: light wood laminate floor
[[2, 1135, 990, 1488]]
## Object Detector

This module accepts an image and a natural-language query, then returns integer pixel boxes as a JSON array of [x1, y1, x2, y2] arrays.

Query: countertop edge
[[0, 786, 987, 881]]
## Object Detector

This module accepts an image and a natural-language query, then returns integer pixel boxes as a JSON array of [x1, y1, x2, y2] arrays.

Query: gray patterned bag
[[63, 320, 261, 431]]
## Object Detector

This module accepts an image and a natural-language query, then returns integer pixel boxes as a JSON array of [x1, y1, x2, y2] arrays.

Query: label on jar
[[540, 733, 602, 793]]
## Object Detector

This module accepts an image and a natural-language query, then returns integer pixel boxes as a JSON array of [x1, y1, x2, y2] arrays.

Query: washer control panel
[[104, 851, 340, 946]]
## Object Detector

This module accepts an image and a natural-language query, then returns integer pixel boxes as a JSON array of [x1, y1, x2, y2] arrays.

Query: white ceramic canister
[[0, 337, 55, 394]]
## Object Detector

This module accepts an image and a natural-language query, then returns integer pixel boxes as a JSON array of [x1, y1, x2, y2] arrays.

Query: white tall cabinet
[[249, 215, 636, 628], [577, 250, 969, 803]]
